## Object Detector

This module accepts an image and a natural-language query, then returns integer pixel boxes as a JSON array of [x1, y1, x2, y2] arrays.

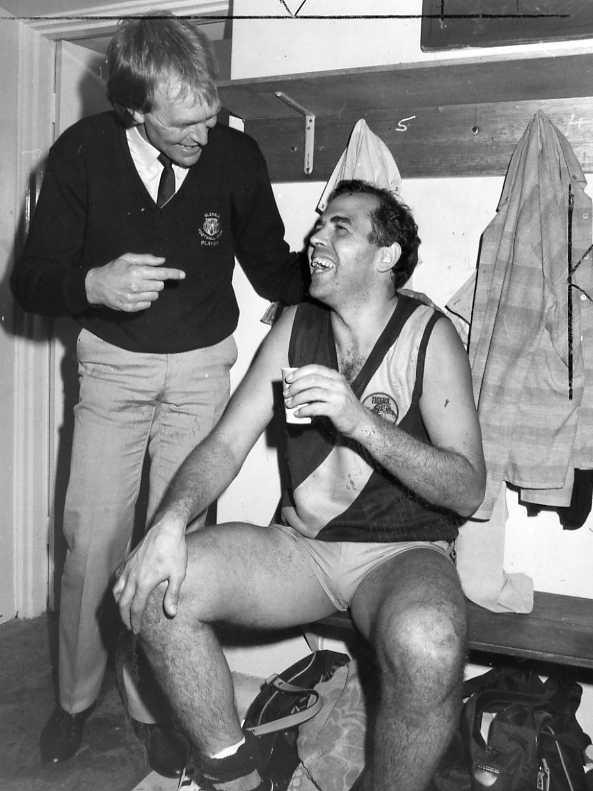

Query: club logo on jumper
[[199, 212, 222, 246], [362, 392, 399, 423]]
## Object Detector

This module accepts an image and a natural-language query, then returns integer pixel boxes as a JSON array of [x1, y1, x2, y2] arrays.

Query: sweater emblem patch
[[199, 212, 222, 246], [362, 392, 399, 423]]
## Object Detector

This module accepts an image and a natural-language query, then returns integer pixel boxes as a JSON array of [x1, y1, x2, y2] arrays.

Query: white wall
[[223, 0, 593, 729], [231, 0, 593, 79]]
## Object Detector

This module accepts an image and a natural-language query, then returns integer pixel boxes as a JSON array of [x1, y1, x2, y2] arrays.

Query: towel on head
[[317, 119, 402, 212]]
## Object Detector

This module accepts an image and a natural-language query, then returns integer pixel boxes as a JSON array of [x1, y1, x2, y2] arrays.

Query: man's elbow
[[456, 468, 486, 518], [10, 264, 56, 316], [10, 267, 29, 312], [215, 431, 249, 481]]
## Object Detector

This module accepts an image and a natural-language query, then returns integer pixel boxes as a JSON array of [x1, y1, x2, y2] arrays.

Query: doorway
[[9, 5, 231, 618]]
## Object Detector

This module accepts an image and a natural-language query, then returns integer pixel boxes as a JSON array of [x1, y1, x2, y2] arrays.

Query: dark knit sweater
[[12, 112, 307, 353]]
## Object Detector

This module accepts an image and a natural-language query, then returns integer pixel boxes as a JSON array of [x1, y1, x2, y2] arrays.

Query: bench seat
[[315, 591, 593, 670]]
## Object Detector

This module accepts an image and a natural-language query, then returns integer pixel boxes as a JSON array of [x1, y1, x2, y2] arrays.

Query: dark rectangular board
[[421, 0, 593, 50]]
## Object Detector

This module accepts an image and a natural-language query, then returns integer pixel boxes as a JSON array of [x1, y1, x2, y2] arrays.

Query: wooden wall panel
[[219, 54, 593, 181], [244, 96, 593, 181], [219, 54, 593, 122]]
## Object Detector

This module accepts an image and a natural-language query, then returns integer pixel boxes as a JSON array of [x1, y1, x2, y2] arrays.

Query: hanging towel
[[447, 110, 593, 521], [448, 276, 535, 613], [317, 119, 402, 212], [455, 484, 534, 613]]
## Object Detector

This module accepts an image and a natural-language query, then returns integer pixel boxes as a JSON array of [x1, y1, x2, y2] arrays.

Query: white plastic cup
[[281, 367, 312, 424]]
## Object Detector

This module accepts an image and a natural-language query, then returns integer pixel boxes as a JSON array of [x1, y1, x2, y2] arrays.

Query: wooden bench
[[314, 591, 593, 670]]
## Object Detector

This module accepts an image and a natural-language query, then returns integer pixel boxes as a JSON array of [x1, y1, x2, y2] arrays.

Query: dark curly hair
[[106, 13, 219, 127], [328, 179, 421, 290]]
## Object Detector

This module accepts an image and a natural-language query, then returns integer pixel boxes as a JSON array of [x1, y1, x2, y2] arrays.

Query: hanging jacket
[[447, 111, 593, 519]]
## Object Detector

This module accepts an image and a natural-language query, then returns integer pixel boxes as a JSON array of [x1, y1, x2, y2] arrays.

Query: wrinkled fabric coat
[[448, 111, 593, 520]]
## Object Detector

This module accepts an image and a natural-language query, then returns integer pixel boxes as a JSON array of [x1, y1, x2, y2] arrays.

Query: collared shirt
[[126, 125, 189, 203]]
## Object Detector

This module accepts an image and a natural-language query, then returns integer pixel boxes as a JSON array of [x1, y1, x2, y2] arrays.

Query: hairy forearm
[[349, 409, 484, 517], [151, 434, 241, 529]]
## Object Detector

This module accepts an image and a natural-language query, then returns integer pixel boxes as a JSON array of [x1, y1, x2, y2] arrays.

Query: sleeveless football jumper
[[280, 295, 463, 543]]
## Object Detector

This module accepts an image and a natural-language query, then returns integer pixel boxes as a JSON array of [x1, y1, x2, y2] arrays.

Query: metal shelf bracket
[[274, 91, 316, 175]]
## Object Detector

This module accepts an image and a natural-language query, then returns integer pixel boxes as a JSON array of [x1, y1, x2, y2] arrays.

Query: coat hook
[[472, 105, 480, 136], [274, 91, 316, 175]]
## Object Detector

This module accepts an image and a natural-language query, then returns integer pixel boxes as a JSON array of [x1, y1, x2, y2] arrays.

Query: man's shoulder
[[397, 288, 441, 313], [290, 300, 331, 347], [295, 299, 329, 319], [51, 111, 121, 157], [207, 123, 262, 161]]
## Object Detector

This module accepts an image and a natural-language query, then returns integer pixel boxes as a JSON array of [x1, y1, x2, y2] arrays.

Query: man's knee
[[140, 583, 172, 642], [139, 580, 208, 652], [139, 532, 224, 645], [373, 600, 466, 701]]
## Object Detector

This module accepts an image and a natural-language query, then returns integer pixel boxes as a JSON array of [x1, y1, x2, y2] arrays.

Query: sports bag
[[242, 650, 350, 790], [431, 666, 591, 791]]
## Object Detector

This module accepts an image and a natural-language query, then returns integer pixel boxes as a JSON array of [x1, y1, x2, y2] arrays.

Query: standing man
[[114, 180, 486, 791], [11, 15, 307, 770]]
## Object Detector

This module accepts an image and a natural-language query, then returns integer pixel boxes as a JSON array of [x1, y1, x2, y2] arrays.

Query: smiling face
[[308, 192, 387, 306], [131, 76, 220, 167]]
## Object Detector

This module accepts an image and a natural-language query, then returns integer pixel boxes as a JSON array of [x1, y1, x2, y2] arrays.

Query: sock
[[197, 732, 261, 788], [210, 736, 246, 760]]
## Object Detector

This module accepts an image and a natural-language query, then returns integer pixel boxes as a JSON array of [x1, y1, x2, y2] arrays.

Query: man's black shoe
[[40, 704, 93, 763], [132, 721, 189, 778]]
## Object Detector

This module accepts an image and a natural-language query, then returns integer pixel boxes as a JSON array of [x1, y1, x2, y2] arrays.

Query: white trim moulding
[[26, 0, 230, 40]]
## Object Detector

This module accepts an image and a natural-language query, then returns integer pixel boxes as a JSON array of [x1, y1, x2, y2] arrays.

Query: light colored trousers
[[59, 328, 237, 713]]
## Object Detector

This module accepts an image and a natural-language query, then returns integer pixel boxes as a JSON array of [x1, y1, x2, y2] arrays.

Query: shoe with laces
[[132, 721, 188, 778], [177, 766, 203, 790], [177, 732, 277, 791], [40, 703, 94, 763]]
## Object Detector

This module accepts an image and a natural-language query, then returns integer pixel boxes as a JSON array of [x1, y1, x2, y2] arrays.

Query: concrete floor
[[8, 614, 593, 790], [0, 613, 275, 791], [0, 613, 149, 791]]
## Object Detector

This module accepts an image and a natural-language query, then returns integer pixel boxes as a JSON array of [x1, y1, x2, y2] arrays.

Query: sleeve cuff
[[63, 269, 90, 316]]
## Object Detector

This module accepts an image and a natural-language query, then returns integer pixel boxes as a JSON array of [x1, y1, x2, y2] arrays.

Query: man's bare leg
[[351, 548, 466, 791], [139, 522, 336, 790]]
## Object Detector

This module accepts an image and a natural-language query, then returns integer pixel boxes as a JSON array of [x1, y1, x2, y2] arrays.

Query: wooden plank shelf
[[315, 591, 593, 670], [218, 53, 593, 181]]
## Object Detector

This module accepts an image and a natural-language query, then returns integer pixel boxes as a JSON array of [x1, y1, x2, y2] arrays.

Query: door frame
[[27, 0, 230, 43], [11, 0, 229, 619]]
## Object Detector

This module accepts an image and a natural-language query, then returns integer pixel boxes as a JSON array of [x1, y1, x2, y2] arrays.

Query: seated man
[[114, 179, 486, 791]]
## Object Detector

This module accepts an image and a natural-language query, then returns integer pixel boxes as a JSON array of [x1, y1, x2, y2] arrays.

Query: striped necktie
[[157, 153, 175, 208]]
